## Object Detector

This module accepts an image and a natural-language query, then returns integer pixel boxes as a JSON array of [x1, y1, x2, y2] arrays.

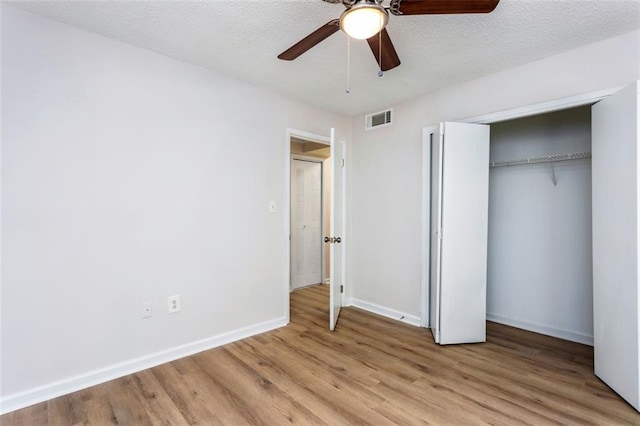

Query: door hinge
[[341, 158, 345, 168], [340, 285, 344, 293]]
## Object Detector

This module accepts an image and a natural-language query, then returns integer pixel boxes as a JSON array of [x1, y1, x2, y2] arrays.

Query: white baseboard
[[0, 316, 288, 415], [346, 298, 421, 327], [487, 313, 594, 346]]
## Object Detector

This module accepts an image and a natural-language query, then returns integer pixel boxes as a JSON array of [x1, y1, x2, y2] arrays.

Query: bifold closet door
[[592, 81, 640, 412], [429, 125, 444, 343], [431, 122, 490, 345], [291, 159, 322, 289]]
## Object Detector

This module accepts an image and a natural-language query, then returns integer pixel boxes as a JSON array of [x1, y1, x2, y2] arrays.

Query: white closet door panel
[[291, 159, 322, 289], [592, 81, 640, 411], [305, 161, 323, 283], [306, 230, 322, 280], [291, 160, 307, 288], [439, 122, 490, 345], [429, 125, 444, 343], [291, 226, 305, 286]]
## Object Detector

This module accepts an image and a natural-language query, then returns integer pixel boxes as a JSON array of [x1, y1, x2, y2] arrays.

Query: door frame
[[291, 155, 327, 289], [420, 85, 623, 328], [284, 128, 330, 324]]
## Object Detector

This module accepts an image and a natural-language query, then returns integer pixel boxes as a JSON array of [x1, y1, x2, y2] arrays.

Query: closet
[[487, 105, 594, 344], [423, 81, 640, 412], [487, 84, 640, 412]]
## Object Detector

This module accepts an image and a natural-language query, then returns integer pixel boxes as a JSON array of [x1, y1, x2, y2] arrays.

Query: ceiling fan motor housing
[[340, 1, 389, 40], [322, 0, 384, 6]]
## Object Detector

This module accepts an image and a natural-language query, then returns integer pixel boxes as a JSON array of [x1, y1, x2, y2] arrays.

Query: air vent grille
[[365, 109, 392, 130]]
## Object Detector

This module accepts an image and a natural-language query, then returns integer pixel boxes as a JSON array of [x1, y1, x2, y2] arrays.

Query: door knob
[[336, 237, 341, 243], [324, 237, 330, 243]]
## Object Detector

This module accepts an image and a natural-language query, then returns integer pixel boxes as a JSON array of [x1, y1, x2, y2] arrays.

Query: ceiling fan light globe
[[340, 3, 388, 40]]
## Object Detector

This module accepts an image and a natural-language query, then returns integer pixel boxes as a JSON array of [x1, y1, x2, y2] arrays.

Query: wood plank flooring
[[2, 284, 639, 425]]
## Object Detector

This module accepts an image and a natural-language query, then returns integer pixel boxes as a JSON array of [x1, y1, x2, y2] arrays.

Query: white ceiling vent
[[365, 109, 392, 130]]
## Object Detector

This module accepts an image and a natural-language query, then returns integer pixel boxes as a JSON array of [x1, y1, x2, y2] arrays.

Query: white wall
[[0, 5, 350, 411], [487, 107, 593, 344], [349, 30, 640, 323]]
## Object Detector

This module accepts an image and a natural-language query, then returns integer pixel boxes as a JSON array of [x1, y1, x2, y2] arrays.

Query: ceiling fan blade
[[367, 28, 401, 72], [278, 19, 340, 61], [389, 0, 499, 16]]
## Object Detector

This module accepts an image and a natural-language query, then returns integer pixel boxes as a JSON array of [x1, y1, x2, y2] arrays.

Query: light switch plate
[[269, 201, 277, 213]]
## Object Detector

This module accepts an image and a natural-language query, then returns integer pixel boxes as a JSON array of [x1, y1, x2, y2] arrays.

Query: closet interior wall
[[487, 106, 594, 345]]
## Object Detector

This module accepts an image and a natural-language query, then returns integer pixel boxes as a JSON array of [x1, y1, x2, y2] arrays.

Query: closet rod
[[490, 152, 591, 168]]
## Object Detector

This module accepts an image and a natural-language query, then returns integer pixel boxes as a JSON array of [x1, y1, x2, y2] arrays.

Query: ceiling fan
[[278, 0, 500, 72]]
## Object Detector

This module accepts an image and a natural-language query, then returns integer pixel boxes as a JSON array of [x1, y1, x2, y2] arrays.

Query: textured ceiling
[[7, 0, 640, 115]]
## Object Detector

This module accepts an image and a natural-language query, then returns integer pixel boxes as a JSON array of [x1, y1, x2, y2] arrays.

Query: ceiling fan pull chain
[[346, 36, 351, 94]]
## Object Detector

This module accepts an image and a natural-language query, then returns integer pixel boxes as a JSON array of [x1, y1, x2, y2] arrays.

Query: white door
[[430, 122, 490, 345], [291, 159, 323, 289], [329, 128, 345, 330], [429, 125, 444, 342], [592, 81, 640, 412]]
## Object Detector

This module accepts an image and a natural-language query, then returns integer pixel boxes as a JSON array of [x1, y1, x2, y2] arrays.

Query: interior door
[[290, 159, 323, 289], [329, 128, 344, 330], [592, 81, 640, 412]]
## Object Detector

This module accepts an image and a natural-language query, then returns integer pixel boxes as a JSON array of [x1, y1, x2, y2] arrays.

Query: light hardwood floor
[[2, 284, 639, 425]]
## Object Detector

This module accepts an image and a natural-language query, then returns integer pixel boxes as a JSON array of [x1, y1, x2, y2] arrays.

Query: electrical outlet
[[142, 302, 152, 319], [168, 295, 181, 313]]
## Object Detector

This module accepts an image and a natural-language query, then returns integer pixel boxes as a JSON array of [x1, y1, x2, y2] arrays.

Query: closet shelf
[[490, 152, 591, 168]]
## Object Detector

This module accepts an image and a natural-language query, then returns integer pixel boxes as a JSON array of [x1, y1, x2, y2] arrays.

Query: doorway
[[289, 137, 331, 291], [290, 149, 331, 291], [285, 128, 346, 331]]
